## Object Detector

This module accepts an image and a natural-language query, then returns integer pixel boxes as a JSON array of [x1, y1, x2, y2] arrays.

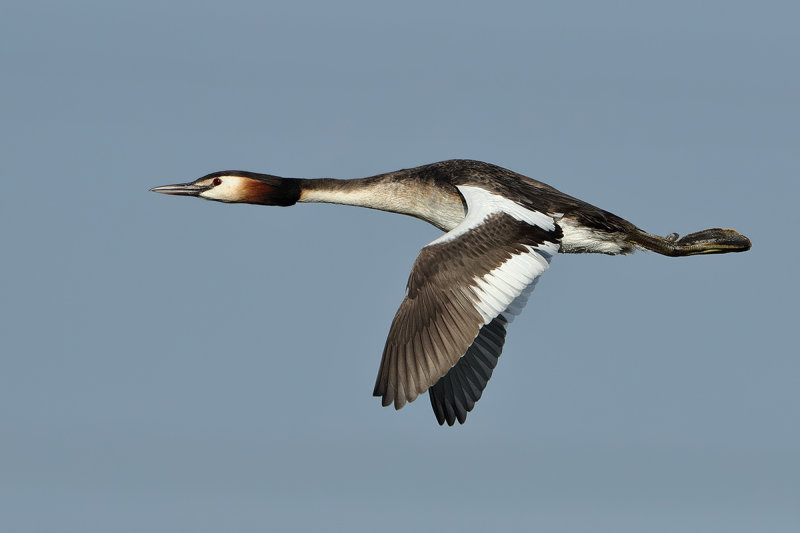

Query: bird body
[[152, 159, 751, 425]]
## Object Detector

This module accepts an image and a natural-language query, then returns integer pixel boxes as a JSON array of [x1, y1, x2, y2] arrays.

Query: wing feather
[[373, 185, 562, 423]]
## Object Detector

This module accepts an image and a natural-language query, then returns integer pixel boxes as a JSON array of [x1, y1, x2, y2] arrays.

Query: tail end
[[631, 228, 752, 257]]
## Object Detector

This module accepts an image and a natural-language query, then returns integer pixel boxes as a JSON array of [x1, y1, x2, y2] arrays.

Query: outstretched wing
[[373, 185, 562, 424]]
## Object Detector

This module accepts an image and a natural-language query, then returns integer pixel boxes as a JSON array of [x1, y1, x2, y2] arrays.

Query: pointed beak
[[150, 182, 209, 196]]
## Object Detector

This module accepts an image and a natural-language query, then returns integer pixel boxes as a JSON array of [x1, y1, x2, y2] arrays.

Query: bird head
[[150, 171, 301, 206]]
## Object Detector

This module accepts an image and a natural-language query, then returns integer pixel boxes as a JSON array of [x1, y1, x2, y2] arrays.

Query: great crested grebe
[[152, 159, 751, 425]]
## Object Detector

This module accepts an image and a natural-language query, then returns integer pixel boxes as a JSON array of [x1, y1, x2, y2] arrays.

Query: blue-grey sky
[[2, 1, 798, 531]]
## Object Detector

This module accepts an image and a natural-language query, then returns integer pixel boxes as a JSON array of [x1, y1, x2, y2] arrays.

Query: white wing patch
[[434, 185, 560, 325], [471, 241, 558, 324], [431, 185, 556, 245]]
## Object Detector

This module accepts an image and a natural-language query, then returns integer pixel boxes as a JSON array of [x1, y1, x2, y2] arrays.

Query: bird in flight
[[152, 159, 750, 425]]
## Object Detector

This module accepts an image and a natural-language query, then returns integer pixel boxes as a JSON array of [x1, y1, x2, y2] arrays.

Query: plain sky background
[[2, 1, 798, 531]]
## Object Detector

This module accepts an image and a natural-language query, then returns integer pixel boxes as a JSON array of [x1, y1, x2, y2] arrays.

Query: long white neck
[[297, 176, 466, 231]]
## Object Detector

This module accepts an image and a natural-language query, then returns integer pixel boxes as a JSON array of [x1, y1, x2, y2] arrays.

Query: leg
[[630, 228, 751, 257]]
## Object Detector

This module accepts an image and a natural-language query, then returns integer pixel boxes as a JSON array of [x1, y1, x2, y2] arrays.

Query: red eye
[[212, 178, 222, 186]]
